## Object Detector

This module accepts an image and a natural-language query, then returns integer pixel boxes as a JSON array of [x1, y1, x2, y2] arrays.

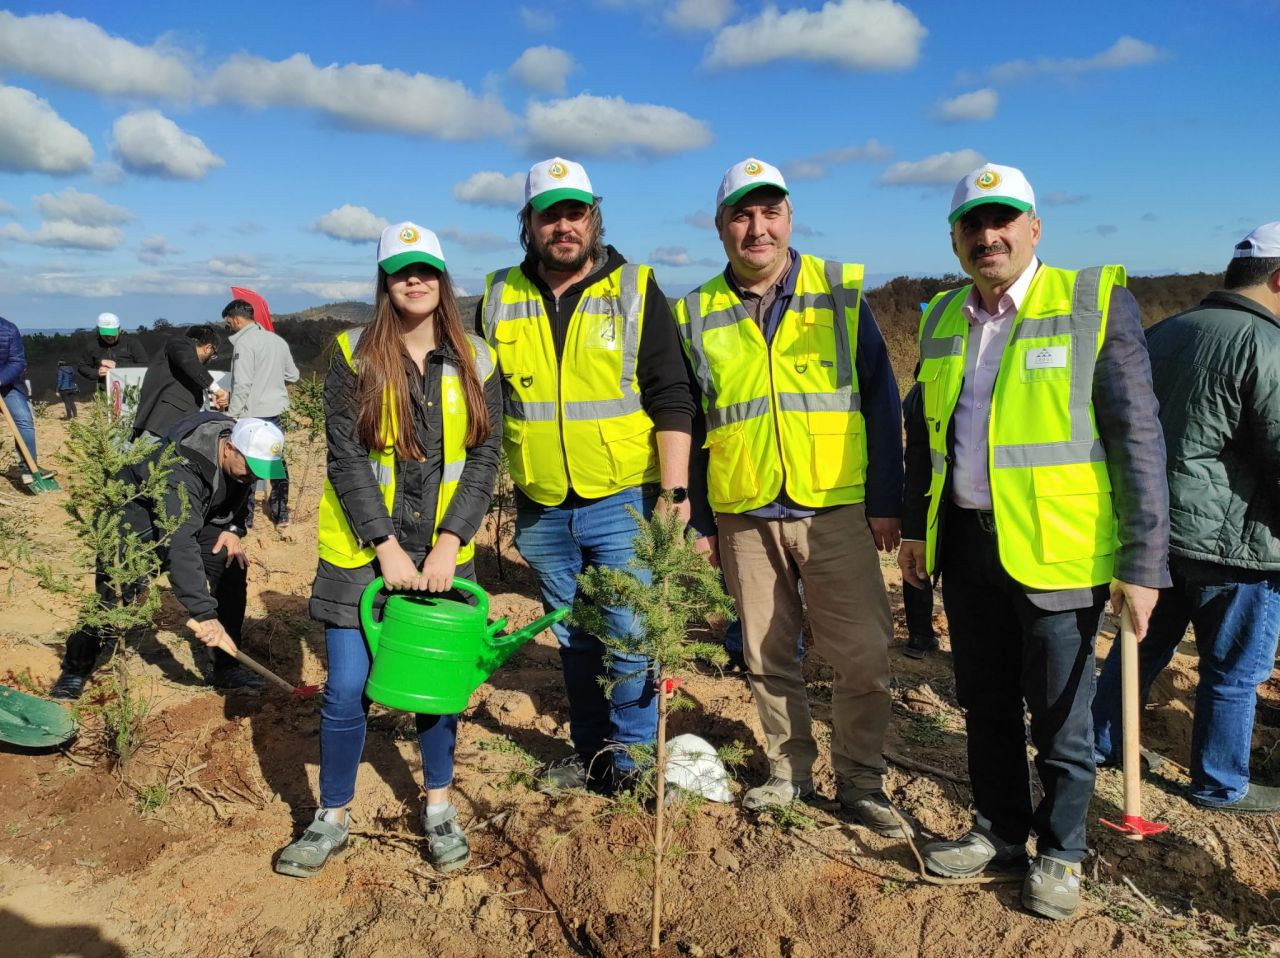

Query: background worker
[[133, 324, 228, 441], [49, 413, 284, 700], [479, 157, 697, 794], [223, 298, 299, 527], [676, 158, 906, 836], [1093, 221, 1280, 814], [899, 163, 1169, 921], [56, 359, 79, 419], [0, 315, 55, 484], [78, 311, 148, 393]]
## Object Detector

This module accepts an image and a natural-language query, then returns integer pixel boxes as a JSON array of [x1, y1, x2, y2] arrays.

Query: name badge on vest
[[1025, 345, 1067, 370]]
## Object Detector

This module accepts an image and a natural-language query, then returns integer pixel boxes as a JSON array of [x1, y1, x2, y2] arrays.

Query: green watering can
[[359, 576, 569, 715], [0, 685, 77, 748]]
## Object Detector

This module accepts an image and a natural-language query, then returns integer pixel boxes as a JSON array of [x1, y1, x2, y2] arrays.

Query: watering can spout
[[483, 608, 571, 674]]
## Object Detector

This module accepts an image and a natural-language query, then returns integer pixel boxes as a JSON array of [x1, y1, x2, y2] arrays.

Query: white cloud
[[454, 171, 525, 208], [0, 220, 124, 250], [311, 205, 389, 243], [935, 88, 997, 123], [782, 140, 893, 180], [293, 280, 372, 301], [879, 149, 985, 186], [1096, 224, 1118, 237], [526, 94, 712, 157], [519, 6, 556, 31], [112, 111, 225, 180], [0, 86, 93, 175], [666, 0, 735, 31], [988, 36, 1162, 84], [650, 245, 692, 266], [206, 256, 260, 278], [1043, 191, 1089, 206], [706, 0, 925, 70], [34, 188, 134, 227], [138, 234, 180, 265], [510, 46, 576, 95], [210, 53, 515, 140], [437, 228, 513, 253], [0, 12, 196, 100], [685, 211, 716, 230], [0, 200, 15, 217]]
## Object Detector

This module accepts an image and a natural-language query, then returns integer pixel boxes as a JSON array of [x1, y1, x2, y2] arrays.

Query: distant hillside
[[13, 275, 1223, 404]]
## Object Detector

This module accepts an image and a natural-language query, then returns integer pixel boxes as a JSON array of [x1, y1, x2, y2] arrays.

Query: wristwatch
[[370, 533, 394, 547], [664, 486, 689, 504]]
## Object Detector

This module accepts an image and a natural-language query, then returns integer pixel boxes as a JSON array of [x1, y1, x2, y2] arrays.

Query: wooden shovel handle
[[0, 392, 39, 473], [1119, 605, 1143, 837]]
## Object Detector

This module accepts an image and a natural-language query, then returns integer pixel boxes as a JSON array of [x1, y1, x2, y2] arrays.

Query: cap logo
[[976, 170, 1001, 191], [548, 161, 568, 180], [399, 226, 419, 244], [269, 441, 283, 456], [743, 160, 763, 177]]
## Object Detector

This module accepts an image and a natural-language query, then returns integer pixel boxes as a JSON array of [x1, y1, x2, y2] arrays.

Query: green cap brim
[[721, 181, 789, 208], [529, 187, 595, 212], [379, 250, 446, 275], [98, 327, 119, 336], [245, 456, 286, 481], [948, 196, 1033, 225]]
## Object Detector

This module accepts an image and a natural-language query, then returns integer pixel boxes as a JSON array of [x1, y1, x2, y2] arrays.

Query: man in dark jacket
[[49, 412, 286, 700], [132, 325, 228, 441], [1094, 222, 1280, 813], [77, 311, 149, 392], [0, 316, 54, 481]]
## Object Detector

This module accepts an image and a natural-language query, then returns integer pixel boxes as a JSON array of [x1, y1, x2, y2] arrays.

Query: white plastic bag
[[664, 733, 734, 803]]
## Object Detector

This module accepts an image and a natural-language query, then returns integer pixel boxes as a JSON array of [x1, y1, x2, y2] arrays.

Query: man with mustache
[[675, 158, 908, 837], [898, 163, 1169, 920], [479, 157, 697, 794]]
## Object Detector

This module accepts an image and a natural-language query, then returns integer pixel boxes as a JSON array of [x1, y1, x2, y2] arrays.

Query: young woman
[[276, 223, 502, 878]]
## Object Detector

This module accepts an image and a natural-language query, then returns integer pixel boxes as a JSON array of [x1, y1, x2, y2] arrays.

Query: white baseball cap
[[97, 312, 121, 336], [377, 222, 446, 275], [717, 158, 789, 208], [949, 163, 1036, 224], [1233, 221, 1280, 259], [230, 417, 287, 480], [525, 157, 595, 211]]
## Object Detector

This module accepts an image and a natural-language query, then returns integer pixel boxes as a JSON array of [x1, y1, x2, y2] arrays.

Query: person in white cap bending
[[478, 157, 701, 794], [77, 311, 149, 393], [898, 163, 1169, 920], [674, 158, 906, 835], [1094, 221, 1280, 815], [49, 412, 286, 701]]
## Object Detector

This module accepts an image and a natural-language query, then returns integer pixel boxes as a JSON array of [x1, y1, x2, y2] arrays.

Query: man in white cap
[[674, 158, 906, 835], [478, 157, 699, 794], [77, 311, 149, 393], [898, 163, 1169, 919], [1094, 221, 1280, 814], [50, 412, 285, 700]]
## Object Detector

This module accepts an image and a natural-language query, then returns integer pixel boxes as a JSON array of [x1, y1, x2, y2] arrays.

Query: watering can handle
[[359, 576, 492, 653], [448, 577, 491, 620]]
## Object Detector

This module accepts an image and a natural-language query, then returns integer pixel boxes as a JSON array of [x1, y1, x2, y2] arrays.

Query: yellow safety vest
[[917, 264, 1125, 589], [316, 328, 496, 568], [675, 255, 867, 513], [481, 263, 659, 505]]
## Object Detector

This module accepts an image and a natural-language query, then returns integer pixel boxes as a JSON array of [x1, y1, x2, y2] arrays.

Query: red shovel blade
[[1100, 814, 1169, 839], [292, 684, 322, 698]]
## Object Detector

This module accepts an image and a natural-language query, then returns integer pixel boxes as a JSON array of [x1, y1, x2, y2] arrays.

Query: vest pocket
[[1031, 463, 1116, 564], [705, 422, 758, 505], [809, 414, 863, 491], [598, 415, 654, 485]]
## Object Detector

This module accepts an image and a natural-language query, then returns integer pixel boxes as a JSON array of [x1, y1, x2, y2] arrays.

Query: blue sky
[[0, 0, 1274, 330]]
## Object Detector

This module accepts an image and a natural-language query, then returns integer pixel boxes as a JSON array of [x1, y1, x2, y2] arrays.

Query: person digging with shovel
[[49, 413, 287, 700], [0, 315, 57, 489]]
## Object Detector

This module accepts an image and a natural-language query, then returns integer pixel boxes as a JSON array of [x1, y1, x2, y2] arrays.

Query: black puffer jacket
[[1147, 291, 1280, 569]]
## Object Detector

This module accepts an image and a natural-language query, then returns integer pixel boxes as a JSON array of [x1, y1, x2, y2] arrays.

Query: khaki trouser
[[719, 502, 892, 790]]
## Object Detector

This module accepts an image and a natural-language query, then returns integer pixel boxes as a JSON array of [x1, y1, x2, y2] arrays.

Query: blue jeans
[[515, 486, 658, 776], [1093, 556, 1280, 806], [319, 626, 459, 808], [2, 386, 37, 465]]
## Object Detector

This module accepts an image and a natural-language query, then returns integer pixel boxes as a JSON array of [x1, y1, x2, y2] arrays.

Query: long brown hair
[[353, 266, 490, 458]]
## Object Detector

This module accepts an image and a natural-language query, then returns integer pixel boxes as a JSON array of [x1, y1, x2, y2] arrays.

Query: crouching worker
[[275, 223, 501, 878], [49, 413, 286, 700]]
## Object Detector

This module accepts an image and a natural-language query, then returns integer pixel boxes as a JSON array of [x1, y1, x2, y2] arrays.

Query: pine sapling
[[575, 495, 735, 954]]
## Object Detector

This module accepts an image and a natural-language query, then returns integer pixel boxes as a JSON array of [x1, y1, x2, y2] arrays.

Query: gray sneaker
[[837, 787, 914, 838], [742, 776, 815, 811], [921, 829, 1029, 879], [1021, 855, 1081, 920], [422, 803, 470, 873]]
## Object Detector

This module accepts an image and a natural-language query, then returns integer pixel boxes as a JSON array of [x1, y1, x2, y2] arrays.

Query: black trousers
[[62, 523, 247, 676], [939, 504, 1104, 862]]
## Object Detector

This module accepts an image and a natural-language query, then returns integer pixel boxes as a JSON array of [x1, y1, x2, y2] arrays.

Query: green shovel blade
[[0, 685, 77, 748]]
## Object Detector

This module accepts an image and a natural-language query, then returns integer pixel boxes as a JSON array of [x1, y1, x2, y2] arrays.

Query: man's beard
[[534, 235, 594, 274]]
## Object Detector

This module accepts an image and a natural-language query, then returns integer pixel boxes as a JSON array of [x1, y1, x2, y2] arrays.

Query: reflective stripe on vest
[[917, 264, 1124, 588], [316, 327, 495, 568], [481, 262, 659, 504], [676, 254, 866, 512]]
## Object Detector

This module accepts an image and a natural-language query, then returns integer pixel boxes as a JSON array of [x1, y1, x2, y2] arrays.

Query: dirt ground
[[2, 415, 1278, 958]]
